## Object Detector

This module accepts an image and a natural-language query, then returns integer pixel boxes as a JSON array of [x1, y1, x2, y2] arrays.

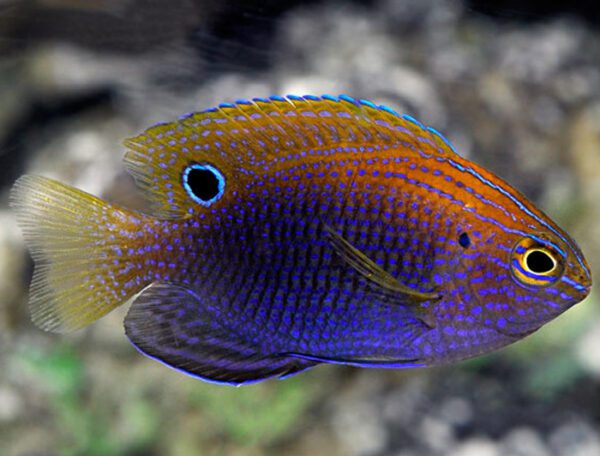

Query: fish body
[[11, 95, 592, 385]]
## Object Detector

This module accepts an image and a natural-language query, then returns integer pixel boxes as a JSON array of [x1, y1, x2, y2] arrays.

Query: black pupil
[[458, 232, 471, 248], [187, 167, 220, 201], [526, 250, 554, 273]]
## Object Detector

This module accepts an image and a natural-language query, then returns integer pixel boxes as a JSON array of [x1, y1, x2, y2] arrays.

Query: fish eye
[[182, 163, 225, 206], [524, 248, 556, 274], [510, 236, 564, 288]]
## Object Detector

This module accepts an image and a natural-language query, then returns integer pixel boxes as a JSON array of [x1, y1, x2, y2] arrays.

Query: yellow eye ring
[[511, 236, 564, 288]]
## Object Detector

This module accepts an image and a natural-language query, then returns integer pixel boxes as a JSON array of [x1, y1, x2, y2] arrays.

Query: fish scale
[[202, 188, 437, 355], [10, 94, 592, 385]]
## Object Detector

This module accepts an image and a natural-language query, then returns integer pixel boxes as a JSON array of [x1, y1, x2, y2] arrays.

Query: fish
[[10, 94, 592, 385]]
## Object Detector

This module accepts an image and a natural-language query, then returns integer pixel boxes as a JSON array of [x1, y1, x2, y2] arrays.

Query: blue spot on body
[[182, 163, 226, 207]]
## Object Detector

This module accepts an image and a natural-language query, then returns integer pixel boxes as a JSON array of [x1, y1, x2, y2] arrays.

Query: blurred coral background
[[0, 1, 599, 455]]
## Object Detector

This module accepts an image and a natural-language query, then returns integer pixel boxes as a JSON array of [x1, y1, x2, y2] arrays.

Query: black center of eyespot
[[458, 232, 471, 249], [185, 166, 221, 202], [526, 250, 555, 274]]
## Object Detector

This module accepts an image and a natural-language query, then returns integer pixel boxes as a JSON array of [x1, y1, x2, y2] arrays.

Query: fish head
[[445, 205, 592, 345], [498, 228, 592, 335]]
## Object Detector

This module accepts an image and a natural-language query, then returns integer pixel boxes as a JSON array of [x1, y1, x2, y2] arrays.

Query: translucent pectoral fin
[[124, 283, 316, 385], [325, 226, 439, 329], [325, 225, 440, 303]]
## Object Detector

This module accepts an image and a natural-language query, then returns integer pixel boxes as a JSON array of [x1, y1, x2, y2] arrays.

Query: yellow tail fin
[[10, 175, 150, 333]]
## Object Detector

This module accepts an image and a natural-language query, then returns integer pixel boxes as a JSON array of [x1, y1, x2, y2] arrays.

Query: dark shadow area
[[0, 88, 115, 188], [467, 0, 600, 25]]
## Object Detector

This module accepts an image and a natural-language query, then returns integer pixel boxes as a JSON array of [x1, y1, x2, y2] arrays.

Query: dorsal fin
[[123, 94, 458, 218]]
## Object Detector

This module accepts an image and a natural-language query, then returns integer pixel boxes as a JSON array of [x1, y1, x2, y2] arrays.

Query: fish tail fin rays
[[10, 175, 150, 333], [124, 283, 317, 385]]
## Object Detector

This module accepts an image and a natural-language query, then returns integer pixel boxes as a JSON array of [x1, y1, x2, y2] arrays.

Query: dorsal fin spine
[[402, 114, 425, 129], [359, 99, 377, 109], [338, 94, 359, 105], [426, 126, 457, 153], [378, 104, 401, 117], [146, 96, 455, 156]]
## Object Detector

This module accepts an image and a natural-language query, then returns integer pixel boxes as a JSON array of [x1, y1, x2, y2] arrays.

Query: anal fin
[[124, 283, 316, 385]]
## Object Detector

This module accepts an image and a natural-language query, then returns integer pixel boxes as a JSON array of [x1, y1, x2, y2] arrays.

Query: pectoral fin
[[326, 225, 439, 327]]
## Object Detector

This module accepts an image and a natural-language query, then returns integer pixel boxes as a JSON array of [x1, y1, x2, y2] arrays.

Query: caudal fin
[[10, 175, 150, 333]]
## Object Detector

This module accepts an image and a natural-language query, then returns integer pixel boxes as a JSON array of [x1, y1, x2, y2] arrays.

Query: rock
[[332, 399, 388, 456], [495, 20, 583, 83], [500, 427, 551, 456], [438, 397, 473, 428], [0, 386, 22, 421], [549, 420, 600, 456], [418, 416, 455, 453], [447, 437, 499, 456]]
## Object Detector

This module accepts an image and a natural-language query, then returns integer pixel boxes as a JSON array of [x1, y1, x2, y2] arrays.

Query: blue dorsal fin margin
[[378, 104, 401, 117], [402, 114, 425, 129], [426, 126, 457, 154], [147, 95, 459, 156], [359, 98, 377, 109], [150, 121, 170, 129], [178, 112, 195, 121], [338, 94, 359, 105], [303, 94, 320, 101]]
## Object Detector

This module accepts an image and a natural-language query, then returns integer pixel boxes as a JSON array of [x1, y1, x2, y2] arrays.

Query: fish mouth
[[574, 254, 593, 295], [562, 271, 593, 302], [582, 275, 593, 298]]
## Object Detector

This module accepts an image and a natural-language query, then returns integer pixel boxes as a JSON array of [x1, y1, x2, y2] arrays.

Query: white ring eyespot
[[182, 163, 225, 206], [510, 236, 565, 288]]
